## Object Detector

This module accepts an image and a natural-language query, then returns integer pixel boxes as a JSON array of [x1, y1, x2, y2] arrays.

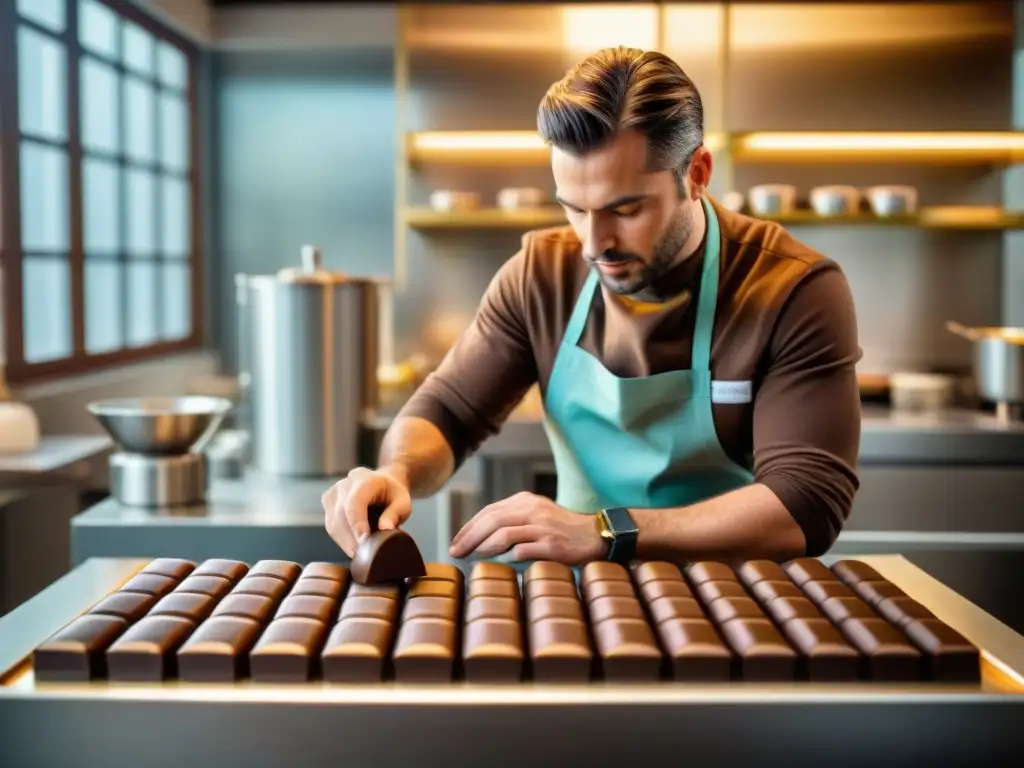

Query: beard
[[586, 205, 697, 298]]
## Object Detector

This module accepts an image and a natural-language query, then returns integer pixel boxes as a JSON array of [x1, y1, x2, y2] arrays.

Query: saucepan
[[946, 321, 1024, 417]]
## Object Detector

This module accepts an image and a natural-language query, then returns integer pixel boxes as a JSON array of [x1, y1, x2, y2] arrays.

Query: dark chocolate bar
[[174, 574, 233, 600], [468, 561, 517, 582], [529, 618, 593, 682], [463, 618, 524, 682], [140, 558, 196, 580], [247, 560, 302, 584], [852, 580, 907, 608], [902, 619, 980, 682], [820, 595, 878, 625], [250, 617, 328, 682], [191, 558, 249, 583], [831, 559, 883, 586], [149, 592, 218, 623], [737, 560, 789, 586], [321, 618, 393, 682], [656, 618, 732, 681], [118, 573, 178, 599], [593, 618, 663, 681], [289, 578, 345, 600], [686, 561, 738, 585], [719, 618, 798, 681], [210, 594, 276, 624], [274, 595, 337, 624], [840, 617, 922, 681], [176, 616, 264, 682], [522, 561, 574, 584], [88, 591, 158, 622], [350, 530, 427, 585], [783, 558, 838, 586], [466, 595, 519, 623], [299, 562, 349, 583], [230, 575, 290, 602], [875, 596, 935, 629], [34, 615, 128, 681], [403, 596, 459, 623], [782, 618, 859, 681], [106, 616, 196, 681], [392, 618, 457, 682]]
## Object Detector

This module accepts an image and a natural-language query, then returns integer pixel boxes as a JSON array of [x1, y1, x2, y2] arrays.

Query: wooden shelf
[[405, 206, 1024, 231]]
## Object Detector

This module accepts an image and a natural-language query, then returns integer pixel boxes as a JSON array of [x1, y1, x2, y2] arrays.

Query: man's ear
[[685, 146, 713, 199]]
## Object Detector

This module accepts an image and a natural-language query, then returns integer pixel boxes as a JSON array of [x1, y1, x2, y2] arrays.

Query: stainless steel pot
[[947, 321, 1024, 420], [239, 246, 381, 477]]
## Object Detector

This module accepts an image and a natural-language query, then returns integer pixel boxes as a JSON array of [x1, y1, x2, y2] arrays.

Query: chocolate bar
[[647, 596, 707, 624], [140, 558, 196, 580], [118, 573, 178, 599], [583, 579, 638, 602], [106, 616, 196, 681], [340, 595, 399, 623], [524, 579, 577, 602], [737, 560, 789, 586], [782, 618, 859, 681], [299, 562, 349, 583], [88, 591, 158, 623], [529, 618, 593, 682], [852, 580, 907, 608], [802, 580, 856, 605], [719, 618, 798, 681], [656, 619, 732, 681], [631, 561, 684, 586], [250, 617, 328, 682], [902, 619, 980, 682], [640, 579, 692, 602], [191, 559, 249, 583], [463, 618, 524, 682], [410, 578, 462, 600], [593, 618, 662, 681], [840, 617, 922, 681], [231, 575, 290, 602], [275, 595, 338, 624], [707, 597, 766, 625], [687, 561, 738, 585], [783, 558, 838, 586], [247, 560, 302, 584], [176, 616, 264, 682], [350, 530, 427, 585], [348, 583, 401, 601], [465, 595, 519, 623], [424, 563, 464, 587], [322, 618, 394, 682], [149, 592, 218, 623], [588, 595, 645, 625], [403, 596, 459, 623], [529, 595, 584, 622], [210, 594, 276, 623], [34, 615, 128, 681], [289, 578, 345, 600], [392, 618, 457, 682], [831, 559, 883, 586], [875, 596, 935, 629], [467, 578, 517, 600], [765, 596, 822, 624], [750, 580, 803, 605], [523, 561, 574, 584], [174, 575, 233, 600], [696, 580, 749, 603], [820, 595, 878, 625], [468, 561, 517, 582]]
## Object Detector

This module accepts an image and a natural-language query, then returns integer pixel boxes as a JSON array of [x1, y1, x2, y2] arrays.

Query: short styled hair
[[537, 47, 704, 187]]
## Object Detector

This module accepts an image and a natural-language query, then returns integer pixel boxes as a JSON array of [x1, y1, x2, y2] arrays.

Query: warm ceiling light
[[737, 132, 1024, 153]]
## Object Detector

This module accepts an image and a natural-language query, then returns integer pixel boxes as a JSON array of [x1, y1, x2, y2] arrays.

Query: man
[[323, 47, 861, 568]]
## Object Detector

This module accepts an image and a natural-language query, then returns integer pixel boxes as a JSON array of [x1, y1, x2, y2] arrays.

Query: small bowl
[[429, 190, 480, 212], [496, 187, 546, 210], [866, 186, 918, 217], [809, 185, 861, 217], [747, 184, 797, 216]]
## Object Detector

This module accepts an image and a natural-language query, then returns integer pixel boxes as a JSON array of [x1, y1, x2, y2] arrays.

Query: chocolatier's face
[[552, 130, 711, 296]]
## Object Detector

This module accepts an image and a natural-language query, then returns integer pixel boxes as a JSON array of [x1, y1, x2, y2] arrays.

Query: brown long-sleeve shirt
[[398, 198, 862, 556]]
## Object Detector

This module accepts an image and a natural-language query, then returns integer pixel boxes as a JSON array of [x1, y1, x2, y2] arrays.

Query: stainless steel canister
[[242, 246, 380, 476]]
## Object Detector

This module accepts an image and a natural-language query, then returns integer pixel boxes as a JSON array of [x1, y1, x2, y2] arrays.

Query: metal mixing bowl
[[87, 396, 233, 455]]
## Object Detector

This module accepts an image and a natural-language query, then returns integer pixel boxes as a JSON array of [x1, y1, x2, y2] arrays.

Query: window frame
[[0, 0, 204, 385]]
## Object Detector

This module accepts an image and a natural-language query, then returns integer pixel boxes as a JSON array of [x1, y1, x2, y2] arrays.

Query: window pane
[[17, 0, 65, 32], [124, 76, 155, 163], [158, 42, 188, 90], [83, 156, 120, 254], [162, 176, 189, 256], [122, 21, 154, 75], [18, 26, 67, 142], [161, 262, 191, 340], [79, 0, 118, 58], [80, 57, 120, 154], [85, 260, 123, 353], [159, 93, 188, 171], [20, 141, 68, 251], [125, 168, 155, 256], [127, 261, 158, 347], [23, 256, 72, 363]]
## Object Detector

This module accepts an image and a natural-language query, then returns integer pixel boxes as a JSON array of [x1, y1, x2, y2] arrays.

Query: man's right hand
[[322, 466, 413, 558]]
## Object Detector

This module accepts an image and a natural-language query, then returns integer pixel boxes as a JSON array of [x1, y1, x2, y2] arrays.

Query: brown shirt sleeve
[[752, 262, 862, 556], [396, 247, 539, 467]]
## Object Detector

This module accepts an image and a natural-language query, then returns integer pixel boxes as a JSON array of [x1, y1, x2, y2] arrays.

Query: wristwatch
[[597, 507, 639, 564]]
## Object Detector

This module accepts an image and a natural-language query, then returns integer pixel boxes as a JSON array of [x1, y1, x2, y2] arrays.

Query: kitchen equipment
[[496, 187, 546, 210], [747, 184, 797, 216], [429, 190, 480, 212], [239, 245, 381, 477], [947, 321, 1024, 421], [87, 396, 231, 507], [889, 372, 955, 413], [866, 185, 918, 217], [721, 191, 745, 212], [809, 185, 860, 217]]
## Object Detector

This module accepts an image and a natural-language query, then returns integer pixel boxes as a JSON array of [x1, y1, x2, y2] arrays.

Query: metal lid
[[277, 245, 353, 284]]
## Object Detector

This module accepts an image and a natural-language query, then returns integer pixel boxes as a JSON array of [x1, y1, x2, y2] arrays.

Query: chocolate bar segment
[[523, 561, 574, 584], [176, 616, 264, 682], [424, 563, 464, 587], [119, 573, 178, 599], [593, 618, 663, 681], [656, 618, 732, 681], [463, 618, 524, 682], [783, 558, 838, 586], [583, 579, 638, 602], [841, 617, 922, 681], [299, 562, 348, 583], [802, 580, 856, 605], [89, 591, 158, 623], [529, 595, 584, 622], [465, 595, 519, 623], [403, 596, 459, 623], [409, 578, 462, 600], [524, 579, 577, 602], [467, 578, 518, 600], [529, 618, 593, 682], [231, 575, 290, 602], [719, 618, 798, 681], [210, 594, 276, 624], [289, 578, 345, 600], [248, 560, 302, 584], [339, 595, 399, 623], [902, 619, 980, 683], [580, 562, 631, 591], [697, 580, 748, 603], [192, 559, 249, 583], [588, 595, 645, 625], [174, 574, 233, 600], [853, 580, 906, 608], [469, 561, 517, 582], [831, 559, 883, 586], [632, 561, 684, 586], [348, 583, 400, 601], [751, 580, 804, 605], [106, 616, 196, 681], [765, 596, 822, 624], [737, 560, 788, 586], [648, 596, 707, 625], [707, 597, 765, 625], [322, 618, 393, 682], [820, 595, 878, 625], [350, 530, 427, 585], [140, 558, 196, 580], [392, 618, 457, 682], [149, 592, 218, 623], [783, 618, 859, 681], [875, 596, 935, 629], [640, 579, 692, 602], [34, 615, 128, 681], [275, 595, 337, 624], [687, 561, 738, 585], [250, 617, 328, 682]]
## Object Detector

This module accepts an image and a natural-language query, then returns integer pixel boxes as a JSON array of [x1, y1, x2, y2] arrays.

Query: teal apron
[[542, 198, 754, 516]]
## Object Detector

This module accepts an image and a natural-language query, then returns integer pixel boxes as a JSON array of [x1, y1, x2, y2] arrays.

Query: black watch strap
[[601, 507, 639, 564]]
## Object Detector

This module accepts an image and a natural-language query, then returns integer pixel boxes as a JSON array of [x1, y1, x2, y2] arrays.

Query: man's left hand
[[448, 492, 609, 565]]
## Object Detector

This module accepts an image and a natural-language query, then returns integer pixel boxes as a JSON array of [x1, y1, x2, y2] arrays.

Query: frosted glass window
[[22, 257, 72, 363], [127, 262, 159, 347], [20, 142, 69, 252], [160, 93, 188, 171], [79, 0, 118, 58], [161, 262, 191, 340], [124, 76, 155, 162], [80, 57, 120, 154], [17, 0, 65, 32], [83, 157, 120, 254], [125, 168, 155, 256], [18, 26, 67, 141], [85, 260, 123, 353], [158, 42, 187, 90], [162, 177, 189, 256], [122, 21, 154, 75]]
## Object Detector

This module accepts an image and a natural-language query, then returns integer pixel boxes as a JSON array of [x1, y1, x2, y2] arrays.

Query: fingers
[[508, 540, 553, 563], [473, 524, 547, 558], [376, 492, 411, 531], [344, 471, 390, 542], [322, 481, 358, 557], [449, 502, 531, 558]]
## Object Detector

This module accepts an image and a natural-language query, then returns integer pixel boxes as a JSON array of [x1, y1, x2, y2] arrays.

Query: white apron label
[[711, 380, 752, 404]]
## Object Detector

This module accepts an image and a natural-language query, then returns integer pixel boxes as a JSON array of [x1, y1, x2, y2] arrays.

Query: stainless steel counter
[[0, 555, 1021, 766]]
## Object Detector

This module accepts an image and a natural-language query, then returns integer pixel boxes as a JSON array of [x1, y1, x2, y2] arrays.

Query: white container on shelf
[[496, 187, 546, 210], [865, 185, 918, 216], [428, 190, 481, 212], [809, 185, 861, 216], [889, 372, 956, 412], [747, 184, 797, 215]]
